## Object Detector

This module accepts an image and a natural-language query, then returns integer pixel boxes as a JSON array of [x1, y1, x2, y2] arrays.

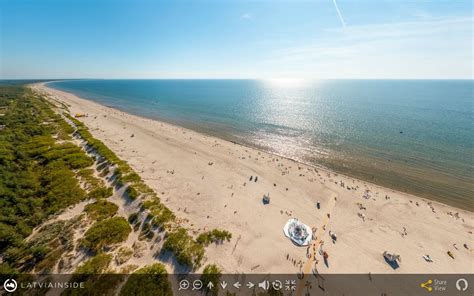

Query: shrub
[[115, 246, 133, 265], [77, 168, 104, 189], [201, 264, 221, 296], [66, 254, 123, 296], [161, 228, 204, 270], [74, 253, 112, 274], [119, 263, 172, 296], [121, 172, 141, 183], [84, 200, 118, 221], [125, 186, 139, 200], [87, 186, 113, 200], [81, 217, 131, 252], [142, 199, 175, 228], [196, 229, 232, 246]]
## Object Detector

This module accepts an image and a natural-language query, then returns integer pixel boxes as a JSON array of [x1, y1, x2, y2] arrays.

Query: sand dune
[[32, 83, 473, 274]]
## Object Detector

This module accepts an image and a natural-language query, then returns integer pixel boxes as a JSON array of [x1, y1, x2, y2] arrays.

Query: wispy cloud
[[240, 13, 252, 20], [261, 16, 472, 79], [332, 0, 346, 28]]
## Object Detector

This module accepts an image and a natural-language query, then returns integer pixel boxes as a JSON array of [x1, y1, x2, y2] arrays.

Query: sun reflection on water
[[262, 78, 316, 89]]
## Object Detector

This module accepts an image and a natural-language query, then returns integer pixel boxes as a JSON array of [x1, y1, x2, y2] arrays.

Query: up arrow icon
[[220, 281, 228, 289], [207, 282, 214, 289]]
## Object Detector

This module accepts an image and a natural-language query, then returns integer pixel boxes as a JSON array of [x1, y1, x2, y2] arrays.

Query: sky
[[0, 0, 472, 79]]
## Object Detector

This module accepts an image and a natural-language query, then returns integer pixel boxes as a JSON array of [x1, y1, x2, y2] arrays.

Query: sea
[[48, 79, 473, 210]]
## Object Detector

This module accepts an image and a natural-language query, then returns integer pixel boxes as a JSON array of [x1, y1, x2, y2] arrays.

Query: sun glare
[[263, 78, 312, 88]]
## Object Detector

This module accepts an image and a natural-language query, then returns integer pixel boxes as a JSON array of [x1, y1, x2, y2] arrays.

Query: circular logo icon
[[456, 278, 468, 291], [4, 279, 18, 293]]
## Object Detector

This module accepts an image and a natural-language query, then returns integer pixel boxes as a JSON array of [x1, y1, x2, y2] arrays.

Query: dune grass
[[84, 200, 118, 221], [81, 217, 131, 252]]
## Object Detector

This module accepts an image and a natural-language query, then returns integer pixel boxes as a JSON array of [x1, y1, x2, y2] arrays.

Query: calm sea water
[[48, 79, 473, 210]]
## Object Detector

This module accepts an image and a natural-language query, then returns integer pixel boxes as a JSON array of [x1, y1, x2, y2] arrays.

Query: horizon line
[[1, 77, 473, 81]]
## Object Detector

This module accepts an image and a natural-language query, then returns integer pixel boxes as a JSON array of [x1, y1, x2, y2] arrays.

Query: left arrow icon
[[233, 282, 242, 289]]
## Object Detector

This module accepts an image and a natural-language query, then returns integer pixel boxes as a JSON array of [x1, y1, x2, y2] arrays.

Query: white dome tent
[[283, 218, 312, 246]]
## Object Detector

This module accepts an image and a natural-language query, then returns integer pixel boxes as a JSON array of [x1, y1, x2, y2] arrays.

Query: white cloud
[[240, 13, 252, 20], [260, 16, 473, 79]]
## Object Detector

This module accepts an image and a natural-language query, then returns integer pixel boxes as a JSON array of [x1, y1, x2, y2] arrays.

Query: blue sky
[[0, 0, 472, 79]]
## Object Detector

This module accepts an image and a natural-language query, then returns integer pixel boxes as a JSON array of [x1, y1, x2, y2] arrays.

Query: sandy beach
[[31, 83, 473, 275]]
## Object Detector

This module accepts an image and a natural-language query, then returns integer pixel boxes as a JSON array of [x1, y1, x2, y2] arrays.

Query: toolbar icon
[[285, 279, 296, 291], [192, 280, 203, 290], [272, 280, 283, 290], [220, 281, 228, 289], [456, 278, 468, 292], [206, 282, 214, 290], [258, 280, 270, 290], [179, 279, 190, 290], [420, 279, 433, 292], [246, 282, 255, 289], [233, 282, 242, 289]]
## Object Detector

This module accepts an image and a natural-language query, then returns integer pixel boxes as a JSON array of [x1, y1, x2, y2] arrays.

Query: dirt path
[[296, 194, 337, 296]]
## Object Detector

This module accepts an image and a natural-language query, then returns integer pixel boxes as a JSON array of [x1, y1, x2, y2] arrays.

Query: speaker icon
[[258, 280, 270, 290], [420, 279, 433, 292]]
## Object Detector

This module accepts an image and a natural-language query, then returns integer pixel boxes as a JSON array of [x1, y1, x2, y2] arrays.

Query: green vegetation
[[84, 200, 118, 221], [67, 108, 232, 272], [128, 212, 142, 232], [0, 85, 233, 276], [115, 246, 133, 265], [201, 264, 221, 296], [74, 253, 112, 274], [87, 185, 114, 199], [119, 263, 172, 296], [77, 168, 104, 190], [81, 217, 131, 252], [0, 86, 93, 272], [138, 221, 155, 241], [142, 198, 175, 229], [2, 219, 79, 274], [121, 172, 141, 183], [196, 229, 232, 246], [66, 112, 162, 203], [161, 228, 205, 270], [66, 253, 125, 296], [160, 228, 232, 270], [125, 185, 139, 200]]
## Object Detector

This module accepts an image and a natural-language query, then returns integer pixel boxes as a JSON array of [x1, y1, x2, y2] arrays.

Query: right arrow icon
[[246, 282, 255, 289]]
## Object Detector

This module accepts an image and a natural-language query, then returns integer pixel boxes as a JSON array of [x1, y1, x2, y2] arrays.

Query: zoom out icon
[[4, 279, 18, 293]]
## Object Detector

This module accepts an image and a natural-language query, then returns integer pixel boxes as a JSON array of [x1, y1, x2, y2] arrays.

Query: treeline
[[0, 86, 100, 273], [0, 85, 232, 280]]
